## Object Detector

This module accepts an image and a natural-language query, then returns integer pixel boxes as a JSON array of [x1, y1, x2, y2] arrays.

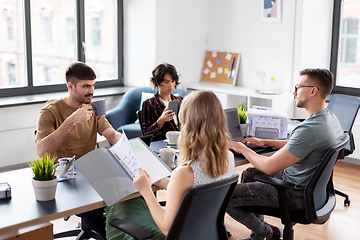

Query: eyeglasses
[[294, 85, 319, 92]]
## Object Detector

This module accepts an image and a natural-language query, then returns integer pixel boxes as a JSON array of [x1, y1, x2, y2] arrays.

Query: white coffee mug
[[166, 131, 181, 146], [159, 148, 178, 168]]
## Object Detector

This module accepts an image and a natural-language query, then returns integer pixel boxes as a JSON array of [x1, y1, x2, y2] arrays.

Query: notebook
[[224, 108, 270, 155]]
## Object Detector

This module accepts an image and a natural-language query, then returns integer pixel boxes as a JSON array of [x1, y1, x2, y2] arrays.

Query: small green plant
[[237, 103, 247, 124], [29, 154, 58, 181]]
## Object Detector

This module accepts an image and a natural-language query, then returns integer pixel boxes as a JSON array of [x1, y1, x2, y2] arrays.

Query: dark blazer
[[141, 92, 183, 141]]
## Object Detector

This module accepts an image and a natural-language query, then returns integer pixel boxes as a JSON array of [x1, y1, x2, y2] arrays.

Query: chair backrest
[[327, 94, 360, 155], [304, 135, 349, 224], [166, 174, 239, 240]]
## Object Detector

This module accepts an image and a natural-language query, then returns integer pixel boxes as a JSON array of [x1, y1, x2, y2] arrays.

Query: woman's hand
[[241, 137, 266, 147], [133, 167, 152, 194], [157, 107, 175, 128]]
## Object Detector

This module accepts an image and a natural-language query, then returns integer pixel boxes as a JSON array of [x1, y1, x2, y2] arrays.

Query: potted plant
[[237, 103, 248, 137], [29, 154, 59, 201]]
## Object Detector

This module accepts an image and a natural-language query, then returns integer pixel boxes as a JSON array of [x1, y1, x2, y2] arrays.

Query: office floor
[[51, 161, 360, 240]]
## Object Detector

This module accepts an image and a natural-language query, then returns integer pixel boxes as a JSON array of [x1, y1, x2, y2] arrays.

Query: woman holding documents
[[140, 63, 183, 141], [105, 90, 235, 239]]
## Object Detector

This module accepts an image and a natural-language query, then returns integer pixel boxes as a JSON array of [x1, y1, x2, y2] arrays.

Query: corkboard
[[201, 51, 241, 85]]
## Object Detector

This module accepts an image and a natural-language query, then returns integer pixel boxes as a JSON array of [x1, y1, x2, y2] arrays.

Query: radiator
[[0, 127, 38, 168]]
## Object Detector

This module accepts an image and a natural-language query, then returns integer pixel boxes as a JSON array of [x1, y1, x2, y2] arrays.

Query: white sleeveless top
[[187, 151, 235, 188]]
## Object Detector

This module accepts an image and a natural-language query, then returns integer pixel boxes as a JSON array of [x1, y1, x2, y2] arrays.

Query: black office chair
[[109, 174, 239, 240], [241, 135, 349, 240], [327, 94, 360, 205], [54, 219, 103, 240]]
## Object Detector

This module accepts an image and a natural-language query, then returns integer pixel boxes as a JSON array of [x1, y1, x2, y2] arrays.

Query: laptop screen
[[224, 108, 243, 140]]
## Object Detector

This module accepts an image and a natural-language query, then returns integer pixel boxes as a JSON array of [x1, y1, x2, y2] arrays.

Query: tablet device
[[168, 100, 179, 115]]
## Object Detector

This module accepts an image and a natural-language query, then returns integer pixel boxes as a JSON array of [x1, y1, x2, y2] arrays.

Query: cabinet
[[185, 82, 294, 118]]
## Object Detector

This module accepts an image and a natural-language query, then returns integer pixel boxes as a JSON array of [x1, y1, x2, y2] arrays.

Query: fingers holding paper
[[133, 167, 152, 193]]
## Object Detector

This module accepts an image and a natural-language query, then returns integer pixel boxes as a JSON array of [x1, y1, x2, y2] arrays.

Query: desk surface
[[0, 168, 104, 234], [149, 140, 275, 167]]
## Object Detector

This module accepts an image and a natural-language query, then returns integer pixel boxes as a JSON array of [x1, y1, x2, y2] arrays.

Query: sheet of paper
[[109, 130, 140, 178]]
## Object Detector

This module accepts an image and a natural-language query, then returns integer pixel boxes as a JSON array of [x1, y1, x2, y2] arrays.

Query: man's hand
[[241, 137, 266, 147], [230, 141, 247, 154], [69, 105, 93, 125]]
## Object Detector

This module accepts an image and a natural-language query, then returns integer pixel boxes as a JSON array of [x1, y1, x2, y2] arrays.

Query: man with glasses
[[227, 68, 343, 240]]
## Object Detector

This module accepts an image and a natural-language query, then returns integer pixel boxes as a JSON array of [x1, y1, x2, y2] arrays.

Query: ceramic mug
[[91, 98, 106, 116], [159, 148, 178, 168], [166, 131, 181, 146]]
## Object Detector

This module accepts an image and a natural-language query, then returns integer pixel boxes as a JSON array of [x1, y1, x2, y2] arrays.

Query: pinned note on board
[[201, 51, 241, 85]]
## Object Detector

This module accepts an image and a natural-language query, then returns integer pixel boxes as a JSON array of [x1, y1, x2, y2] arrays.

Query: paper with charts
[[74, 134, 172, 206]]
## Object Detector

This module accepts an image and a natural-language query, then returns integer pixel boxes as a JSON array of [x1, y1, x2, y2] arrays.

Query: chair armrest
[[253, 175, 295, 226], [254, 175, 294, 190], [109, 218, 154, 240]]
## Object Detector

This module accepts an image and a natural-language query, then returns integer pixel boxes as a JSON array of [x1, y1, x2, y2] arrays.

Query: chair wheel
[[344, 199, 350, 206]]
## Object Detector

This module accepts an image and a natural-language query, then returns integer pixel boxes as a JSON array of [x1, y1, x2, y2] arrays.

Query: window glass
[[0, 0, 26, 89], [85, 0, 117, 81], [31, 0, 76, 86], [335, 1, 360, 89]]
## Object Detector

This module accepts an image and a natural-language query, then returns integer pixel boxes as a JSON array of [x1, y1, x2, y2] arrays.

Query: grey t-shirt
[[283, 109, 343, 195]]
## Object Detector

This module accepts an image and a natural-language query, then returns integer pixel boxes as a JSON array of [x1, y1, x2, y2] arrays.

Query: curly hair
[[150, 63, 180, 89], [177, 90, 230, 178]]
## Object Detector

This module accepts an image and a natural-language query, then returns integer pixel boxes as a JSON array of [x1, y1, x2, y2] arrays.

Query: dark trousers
[[226, 168, 305, 240], [77, 207, 106, 239]]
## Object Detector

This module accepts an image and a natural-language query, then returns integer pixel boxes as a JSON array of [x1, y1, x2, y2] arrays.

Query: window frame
[[0, 0, 124, 98], [330, 0, 360, 96]]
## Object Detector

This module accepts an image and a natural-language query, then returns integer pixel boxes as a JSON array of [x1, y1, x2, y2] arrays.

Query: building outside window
[[8, 63, 16, 86], [0, 0, 123, 97], [66, 17, 75, 45], [92, 18, 101, 46], [7, 17, 14, 41], [331, 0, 360, 95], [44, 17, 52, 44]]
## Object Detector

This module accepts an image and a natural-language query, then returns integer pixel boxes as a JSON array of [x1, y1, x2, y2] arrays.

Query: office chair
[[109, 174, 239, 240], [327, 94, 360, 206], [241, 135, 349, 240], [54, 219, 103, 240]]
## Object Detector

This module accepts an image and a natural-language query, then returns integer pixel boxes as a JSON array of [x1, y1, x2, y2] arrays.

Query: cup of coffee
[[91, 98, 106, 116], [166, 131, 181, 146], [159, 148, 178, 168]]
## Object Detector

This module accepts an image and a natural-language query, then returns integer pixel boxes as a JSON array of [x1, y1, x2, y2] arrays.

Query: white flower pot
[[240, 123, 248, 137], [32, 178, 58, 201]]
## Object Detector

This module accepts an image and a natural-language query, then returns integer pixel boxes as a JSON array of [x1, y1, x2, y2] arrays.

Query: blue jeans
[[226, 168, 305, 240], [77, 207, 106, 239]]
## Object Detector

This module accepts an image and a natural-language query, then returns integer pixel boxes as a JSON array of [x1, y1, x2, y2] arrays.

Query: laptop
[[224, 108, 270, 155]]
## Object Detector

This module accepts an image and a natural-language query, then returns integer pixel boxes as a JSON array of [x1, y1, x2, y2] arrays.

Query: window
[[44, 17, 52, 44], [66, 18, 75, 45], [330, 0, 360, 96], [0, 0, 123, 98], [8, 63, 16, 86], [91, 18, 101, 46], [7, 17, 14, 41]]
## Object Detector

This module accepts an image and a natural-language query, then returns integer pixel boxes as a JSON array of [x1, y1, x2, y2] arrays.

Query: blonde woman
[[134, 90, 235, 236], [105, 90, 235, 239]]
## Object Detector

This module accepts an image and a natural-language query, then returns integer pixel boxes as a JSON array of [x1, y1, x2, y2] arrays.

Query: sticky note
[[225, 53, 232, 61], [203, 68, 210, 75], [224, 68, 230, 75], [207, 61, 213, 68], [210, 72, 216, 78], [218, 67, 223, 74], [212, 51, 217, 58]]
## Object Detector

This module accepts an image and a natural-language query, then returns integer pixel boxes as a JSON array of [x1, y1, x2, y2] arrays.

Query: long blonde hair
[[177, 90, 230, 178]]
